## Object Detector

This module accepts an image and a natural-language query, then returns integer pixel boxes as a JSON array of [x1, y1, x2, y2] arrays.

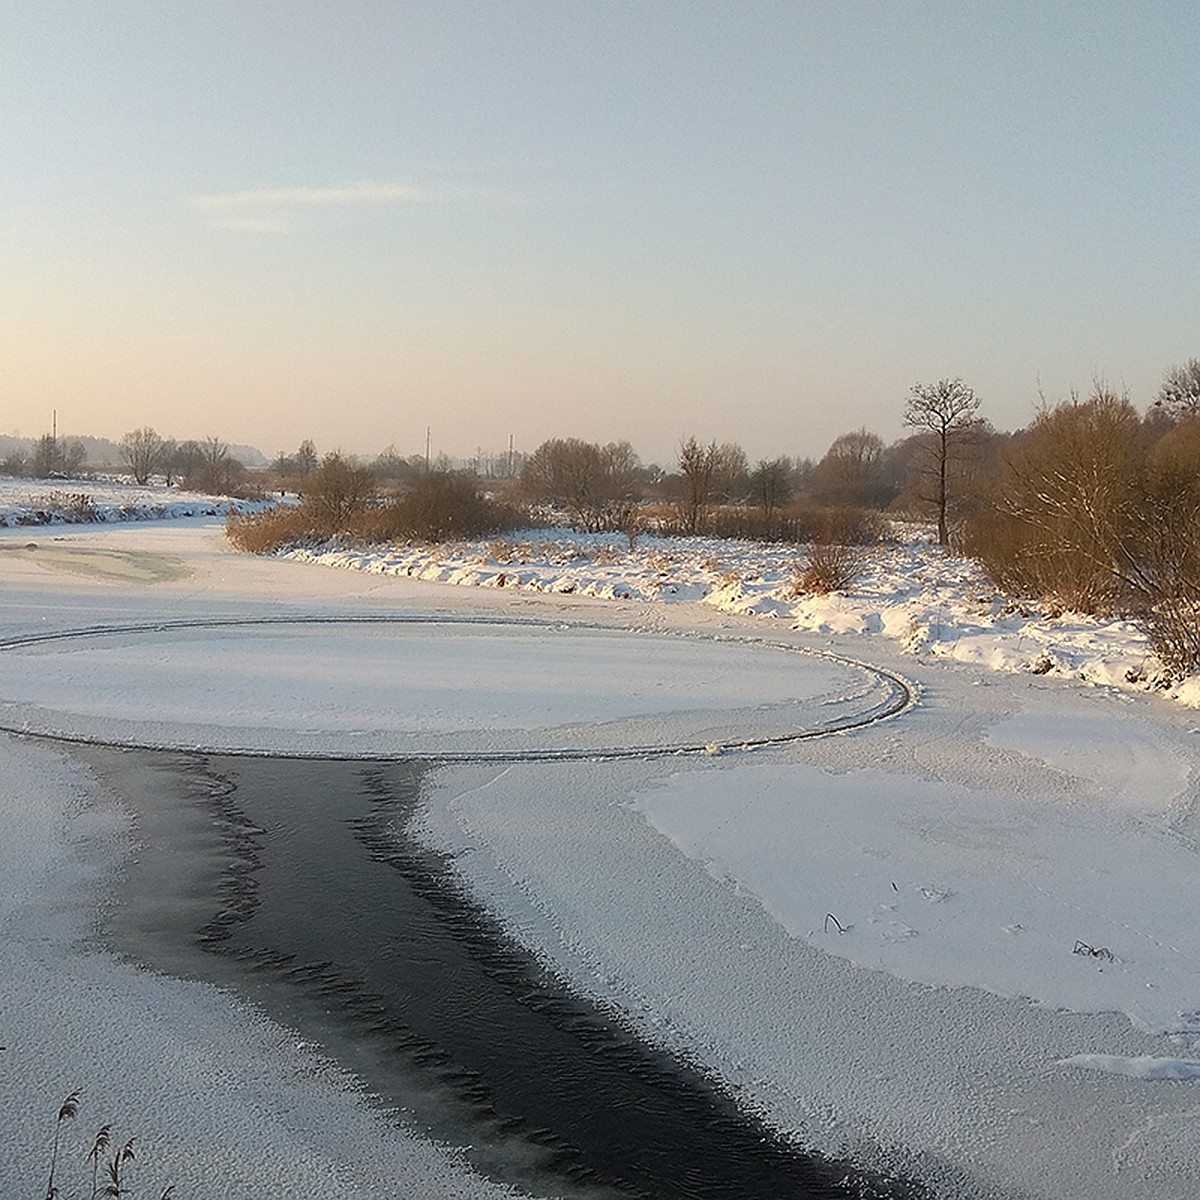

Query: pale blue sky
[[3, 2, 1198, 465]]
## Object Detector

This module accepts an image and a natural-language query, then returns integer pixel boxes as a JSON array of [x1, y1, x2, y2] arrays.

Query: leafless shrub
[[655, 502, 883, 545], [369, 471, 522, 542], [964, 393, 1200, 675], [298, 453, 376, 529], [793, 539, 869, 595], [1116, 418, 1200, 674], [800, 505, 884, 546], [1134, 596, 1200, 677], [962, 387, 1140, 613]]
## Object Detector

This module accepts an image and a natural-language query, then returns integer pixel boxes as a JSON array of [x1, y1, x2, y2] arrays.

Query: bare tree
[[903, 378, 983, 545], [296, 439, 318, 476], [170, 439, 203, 485], [119, 426, 166, 485], [32, 434, 86, 477], [677, 437, 718, 534], [158, 438, 179, 484], [185, 436, 244, 494], [751, 457, 792, 522], [1154, 358, 1200, 422], [521, 437, 640, 531], [31, 434, 59, 477], [62, 440, 87, 475], [811, 428, 888, 508], [710, 442, 749, 504]]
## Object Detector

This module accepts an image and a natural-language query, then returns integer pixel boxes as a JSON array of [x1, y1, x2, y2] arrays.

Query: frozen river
[[3, 519, 1200, 1199]]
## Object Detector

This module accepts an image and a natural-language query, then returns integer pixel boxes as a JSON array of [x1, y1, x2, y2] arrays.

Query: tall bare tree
[[521, 438, 640, 532], [677, 437, 718, 534], [32, 434, 86, 477], [1154, 358, 1200, 422], [751, 457, 792, 522], [296, 439, 318, 476], [186, 436, 244, 494], [119, 426, 166, 484], [710, 442, 749, 504], [903, 378, 983, 545], [170, 439, 203, 485]]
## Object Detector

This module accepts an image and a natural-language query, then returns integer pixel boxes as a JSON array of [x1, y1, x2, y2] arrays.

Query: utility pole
[[425, 426, 431, 473]]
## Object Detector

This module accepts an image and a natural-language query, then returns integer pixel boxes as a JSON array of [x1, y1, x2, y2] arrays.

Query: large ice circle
[[0, 617, 911, 759]]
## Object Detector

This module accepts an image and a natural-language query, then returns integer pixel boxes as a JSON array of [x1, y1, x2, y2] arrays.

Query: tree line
[[232, 356, 1200, 675], [17, 358, 1200, 672], [1, 429, 256, 493]]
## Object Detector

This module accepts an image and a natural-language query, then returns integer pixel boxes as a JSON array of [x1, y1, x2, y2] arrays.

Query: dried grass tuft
[[793, 540, 869, 595]]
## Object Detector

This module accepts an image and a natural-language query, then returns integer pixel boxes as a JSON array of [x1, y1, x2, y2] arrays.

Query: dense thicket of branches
[[119, 427, 168, 485], [227, 458, 518, 552], [1155, 358, 1200, 421], [520, 438, 641, 532], [963, 385, 1200, 674]]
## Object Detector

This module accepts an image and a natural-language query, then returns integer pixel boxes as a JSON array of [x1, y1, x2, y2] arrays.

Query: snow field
[[0, 476, 264, 525], [282, 526, 1192, 705], [3, 516, 1200, 1199]]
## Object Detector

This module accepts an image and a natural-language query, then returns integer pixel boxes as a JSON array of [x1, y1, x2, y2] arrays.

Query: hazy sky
[[4, 2, 1198, 466]]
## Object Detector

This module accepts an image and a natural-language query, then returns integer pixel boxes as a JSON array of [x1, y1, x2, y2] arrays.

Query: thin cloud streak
[[193, 181, 442, 209], [207, 215, 296, 234]]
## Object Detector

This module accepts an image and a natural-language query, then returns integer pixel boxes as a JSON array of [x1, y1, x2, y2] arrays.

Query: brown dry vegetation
[[793, 539, 871, 595], [963, 389, 1200, 674], [651, 501, 884, 545], [227, 458, 522, 554]]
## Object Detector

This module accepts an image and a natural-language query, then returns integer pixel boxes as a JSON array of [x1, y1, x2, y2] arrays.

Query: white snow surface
[[0, 620, 863, 755], [280, 525, 1195, 705], [0, 475, 265, 525], [2, 515, 1200, 1199]]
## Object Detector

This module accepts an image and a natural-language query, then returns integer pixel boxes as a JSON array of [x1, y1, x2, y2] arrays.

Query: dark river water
[[83, 747, 927, 1200]]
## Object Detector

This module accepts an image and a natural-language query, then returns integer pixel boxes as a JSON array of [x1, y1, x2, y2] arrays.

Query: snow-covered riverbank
[[284, 527, 1200, 706]]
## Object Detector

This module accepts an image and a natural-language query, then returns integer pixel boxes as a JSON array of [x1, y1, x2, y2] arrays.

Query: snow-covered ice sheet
[[635, 758, 1200, 1034], [3, 517, 1200, 1199], [0, 618, 864, 755]]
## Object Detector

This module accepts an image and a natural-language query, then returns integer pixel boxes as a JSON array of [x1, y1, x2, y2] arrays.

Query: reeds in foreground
[[40, 1090, 175, 1200]]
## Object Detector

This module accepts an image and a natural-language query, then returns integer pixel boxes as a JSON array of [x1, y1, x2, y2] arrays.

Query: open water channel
[[79, 745, 925, 1200]]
